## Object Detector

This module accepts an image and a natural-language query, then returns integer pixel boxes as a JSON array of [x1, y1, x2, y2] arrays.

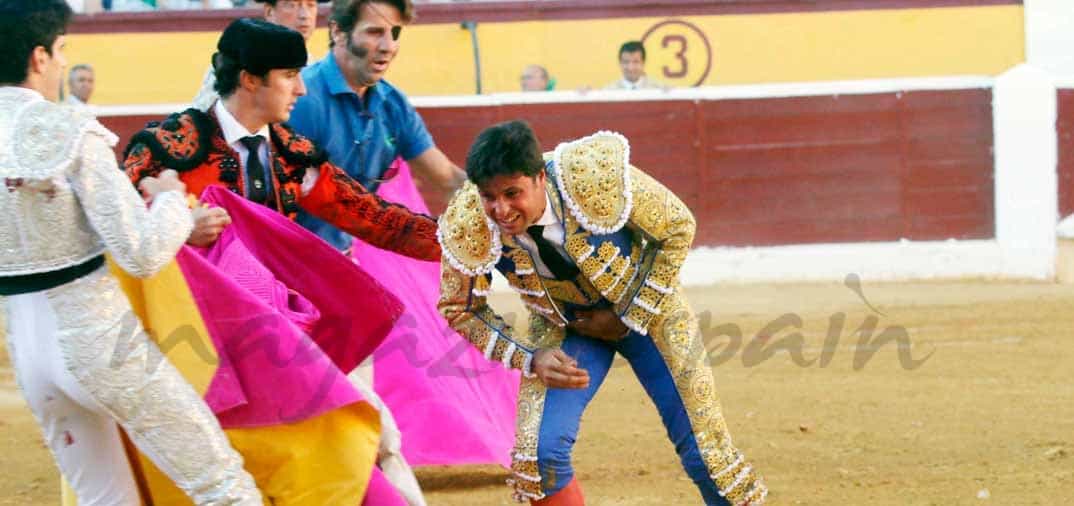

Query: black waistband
[[0, 255, 106, 296]]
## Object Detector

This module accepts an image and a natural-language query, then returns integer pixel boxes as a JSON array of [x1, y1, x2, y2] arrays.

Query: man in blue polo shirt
[[288, 6, 463, 504], [288, 0, 521, 483], [289, 0, 464, 251]]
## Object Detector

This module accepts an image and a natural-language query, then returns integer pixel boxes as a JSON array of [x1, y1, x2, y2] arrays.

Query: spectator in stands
[[520, 64, 553, 92], [604, 40, 666, 90], [192, 0, 328, 110], [106, 0, 232, 10], [106, 0, 156, 9], [64, 63, 94, 107], [255, 0, 326, 40]]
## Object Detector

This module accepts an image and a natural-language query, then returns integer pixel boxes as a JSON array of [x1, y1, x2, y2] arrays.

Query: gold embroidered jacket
[[437, 132, 695, 373]]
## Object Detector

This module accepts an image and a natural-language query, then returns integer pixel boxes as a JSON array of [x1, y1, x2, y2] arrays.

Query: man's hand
[[447, 166, 467, 195], [567, 308, 630, 342], [408, 147, 466, 198], [187, 205, 231, 247], [138, 169, 186, 203], [532, 348, 589, 389]]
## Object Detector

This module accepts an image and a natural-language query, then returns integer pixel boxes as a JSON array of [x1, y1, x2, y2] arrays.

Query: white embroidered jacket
[[0, 87, 192, 278], [437, 132, 696, 374]]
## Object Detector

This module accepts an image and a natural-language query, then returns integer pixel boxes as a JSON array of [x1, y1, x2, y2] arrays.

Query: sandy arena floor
[[2, 280, 1072, 505]]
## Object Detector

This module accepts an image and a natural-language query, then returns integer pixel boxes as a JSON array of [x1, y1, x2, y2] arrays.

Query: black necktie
[[526, 225, 580, 280], [239, 136, 271, 205]]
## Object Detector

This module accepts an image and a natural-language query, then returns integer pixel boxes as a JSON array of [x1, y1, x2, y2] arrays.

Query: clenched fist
[[137, 169, 186, 203]]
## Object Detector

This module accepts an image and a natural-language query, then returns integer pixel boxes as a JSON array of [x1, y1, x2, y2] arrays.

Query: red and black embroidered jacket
[[123, 108, 440, 261]]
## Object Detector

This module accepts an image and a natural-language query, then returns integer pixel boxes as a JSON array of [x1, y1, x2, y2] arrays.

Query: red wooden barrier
[[100, 89, 995, 247]]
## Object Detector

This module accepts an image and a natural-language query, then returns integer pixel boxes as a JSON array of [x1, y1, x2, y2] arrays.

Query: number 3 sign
[[641, 20, 713, 87]]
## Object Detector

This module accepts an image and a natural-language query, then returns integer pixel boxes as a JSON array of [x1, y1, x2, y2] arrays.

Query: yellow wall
[[69, 5, 1024, 105]]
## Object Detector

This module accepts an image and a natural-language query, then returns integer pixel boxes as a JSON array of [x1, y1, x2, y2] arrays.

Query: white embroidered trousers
[[3, 267, 261, 506]]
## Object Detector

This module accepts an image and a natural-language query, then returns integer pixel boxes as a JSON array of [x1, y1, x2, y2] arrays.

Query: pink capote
[[354, 159, 520, 466], [178, 186, 403, 428]]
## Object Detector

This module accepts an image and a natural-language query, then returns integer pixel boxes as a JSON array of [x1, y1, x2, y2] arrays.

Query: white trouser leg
[[6, 291, 141, 506], [347, 358, 426, 506], [4, 269, 262, 506]]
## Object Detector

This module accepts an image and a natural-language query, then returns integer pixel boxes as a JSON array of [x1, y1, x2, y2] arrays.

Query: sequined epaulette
[[551, 131, 633, 235], [123, 108, 215, 172], [270, 122, 328, 169], [437, 182, 501, 277], [1, 96, 116, 180]]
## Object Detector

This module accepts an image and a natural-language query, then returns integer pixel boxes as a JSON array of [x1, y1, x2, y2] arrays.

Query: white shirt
[[212, 100, 322, 198], [63, 94, 87, 107], [214, 100, 270, 173], [214, 100, 280, 201], [513, 192, 570, 279], [62, 94, 97, 117], [604, 75, 664, 91]]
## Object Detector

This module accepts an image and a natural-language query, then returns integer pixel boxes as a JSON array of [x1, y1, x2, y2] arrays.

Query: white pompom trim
[[711, 454, 744, 481], [632, 297, 663, 315], [482, 331, 498, 360], [644, 278, 675, 295], [501, 342, 516, 366], [511, 286, 546, 298], [523, 300, 555, 315], [622, 314, 648, 336], [437, 211, 502, 277], [551, 131, 633, 235]]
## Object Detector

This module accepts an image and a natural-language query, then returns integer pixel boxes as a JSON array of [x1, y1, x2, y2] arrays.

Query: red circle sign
[[641, 19, 713, 87]]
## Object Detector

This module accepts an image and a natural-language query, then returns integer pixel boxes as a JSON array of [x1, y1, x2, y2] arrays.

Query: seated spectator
[[191, 0, 327, 111], [520, 64, 553, 92], [106, 0, 232, 10], [604, 40, 667, 90], [162, 0, 235, 8], [254, 0, 327, 40], [107, 0, 155, 10], [64, 63, 94, 107]]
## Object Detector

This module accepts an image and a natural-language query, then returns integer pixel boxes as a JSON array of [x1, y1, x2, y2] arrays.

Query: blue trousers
[[537, 331, 732, 505]]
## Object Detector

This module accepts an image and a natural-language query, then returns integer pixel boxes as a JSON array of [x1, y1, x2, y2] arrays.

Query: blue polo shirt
[[289, 54, 434, 251]]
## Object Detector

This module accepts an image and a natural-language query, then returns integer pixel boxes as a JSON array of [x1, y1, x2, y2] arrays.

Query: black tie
[[239, 136, 271, 205], [526, 225, 580, 280]]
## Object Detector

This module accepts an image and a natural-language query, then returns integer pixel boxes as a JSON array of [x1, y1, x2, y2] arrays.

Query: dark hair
[[618, 40, 646, 61], [211, 53, 268, 98], [466, 120, 544, 186], [329, 0, 413, 47], [0, 0, 73, 85]]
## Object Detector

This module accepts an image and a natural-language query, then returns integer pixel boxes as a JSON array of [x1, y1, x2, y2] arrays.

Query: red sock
[[531, 478, 585, 506]]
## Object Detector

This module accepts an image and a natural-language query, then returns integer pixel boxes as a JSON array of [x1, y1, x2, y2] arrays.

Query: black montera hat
[[216, 18, 307, 75]]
